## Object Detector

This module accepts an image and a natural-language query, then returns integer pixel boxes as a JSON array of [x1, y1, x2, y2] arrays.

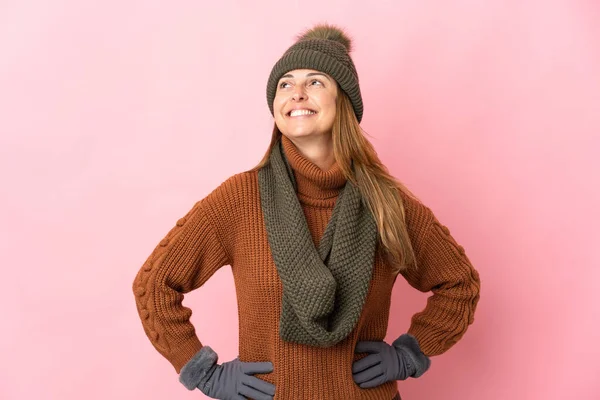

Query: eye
[[278, 81, 291, 89], [310, 79, 323, 86]]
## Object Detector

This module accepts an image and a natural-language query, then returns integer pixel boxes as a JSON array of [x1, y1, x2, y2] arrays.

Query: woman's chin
[[284, 129, 330, 139]]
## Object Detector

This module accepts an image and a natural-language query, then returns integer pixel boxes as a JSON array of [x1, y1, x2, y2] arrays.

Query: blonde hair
[[252, 92, 420, 274]]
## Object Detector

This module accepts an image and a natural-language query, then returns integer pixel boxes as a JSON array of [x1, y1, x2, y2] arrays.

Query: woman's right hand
[[198, 357, 276, 400]]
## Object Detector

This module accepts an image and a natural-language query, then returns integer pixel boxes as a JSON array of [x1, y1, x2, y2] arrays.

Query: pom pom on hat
[[296, 23, 353, 53]]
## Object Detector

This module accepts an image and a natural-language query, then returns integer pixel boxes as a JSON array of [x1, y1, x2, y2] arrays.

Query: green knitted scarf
[[257, 137, 378, 347]]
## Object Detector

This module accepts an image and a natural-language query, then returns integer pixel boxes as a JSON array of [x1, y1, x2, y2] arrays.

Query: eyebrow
[[279, 72, 332, 82]]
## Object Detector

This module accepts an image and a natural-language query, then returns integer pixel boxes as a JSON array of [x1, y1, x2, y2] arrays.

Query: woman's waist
[[239, 338, 399, 399]]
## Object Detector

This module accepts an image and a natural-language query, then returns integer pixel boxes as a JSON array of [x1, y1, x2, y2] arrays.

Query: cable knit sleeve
[[399, 195, 481, 357], [132, 196, 231, 373]]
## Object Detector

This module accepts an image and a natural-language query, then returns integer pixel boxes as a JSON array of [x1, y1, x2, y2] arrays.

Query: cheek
[[320, 91, 336, 108], [324, 110, 336, 126], [272, 98, 286, 127], [272, 96, 282, 113], [322, 97, 337, 120]]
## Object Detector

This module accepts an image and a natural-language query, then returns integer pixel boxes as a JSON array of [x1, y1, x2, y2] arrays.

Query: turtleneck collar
[[280, 135, 347, 206]]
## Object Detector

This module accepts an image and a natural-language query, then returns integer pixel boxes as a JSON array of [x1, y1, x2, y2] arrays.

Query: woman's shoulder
[[396, 184, 435, 231], [212, 169, 259, 192], [200, 169, 260, 211]]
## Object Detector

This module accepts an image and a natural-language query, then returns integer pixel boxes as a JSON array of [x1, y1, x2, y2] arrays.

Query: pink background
[[1, 0, 599, 399]]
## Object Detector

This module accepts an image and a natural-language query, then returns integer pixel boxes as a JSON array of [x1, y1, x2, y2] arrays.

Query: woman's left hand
[[352, 340, 409, 388], [353, 334, 430, 389]]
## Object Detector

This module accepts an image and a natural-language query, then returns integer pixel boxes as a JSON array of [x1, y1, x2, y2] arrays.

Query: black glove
[[352, 334, 430, 389], [180, 346, 276, 400]]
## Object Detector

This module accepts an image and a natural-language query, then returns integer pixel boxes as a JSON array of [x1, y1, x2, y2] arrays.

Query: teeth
[[290, 109, 316, 117]]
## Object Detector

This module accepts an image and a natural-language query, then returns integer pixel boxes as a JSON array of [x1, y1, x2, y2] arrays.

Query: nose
[[292, 85, 307, 101]]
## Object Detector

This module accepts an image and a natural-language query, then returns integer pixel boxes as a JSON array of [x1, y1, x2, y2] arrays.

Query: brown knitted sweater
[[132, 135, 480, 399]]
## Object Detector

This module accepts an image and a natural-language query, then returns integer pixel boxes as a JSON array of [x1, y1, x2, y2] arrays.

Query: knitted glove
[[352, 334, 431, 389], [179, 346, 276, 400]]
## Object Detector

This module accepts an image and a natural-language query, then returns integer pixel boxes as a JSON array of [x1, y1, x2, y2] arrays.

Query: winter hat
[[266, 23, 364, 123]]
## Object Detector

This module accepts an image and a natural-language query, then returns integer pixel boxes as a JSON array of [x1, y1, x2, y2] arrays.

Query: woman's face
[[273, 69, 338, 140]]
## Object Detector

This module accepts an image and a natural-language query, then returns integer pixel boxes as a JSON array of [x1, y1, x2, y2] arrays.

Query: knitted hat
[[266, 23, 364, 123]]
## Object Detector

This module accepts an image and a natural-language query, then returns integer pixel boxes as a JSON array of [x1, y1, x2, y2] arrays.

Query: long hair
[[252, 92, 420, 274]]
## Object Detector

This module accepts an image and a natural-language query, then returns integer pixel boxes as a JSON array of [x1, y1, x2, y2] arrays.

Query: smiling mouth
[[288, 110, 317, 117]]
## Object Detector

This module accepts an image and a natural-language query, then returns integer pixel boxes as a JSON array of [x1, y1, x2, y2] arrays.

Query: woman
[[133, 24, 480, 400]]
